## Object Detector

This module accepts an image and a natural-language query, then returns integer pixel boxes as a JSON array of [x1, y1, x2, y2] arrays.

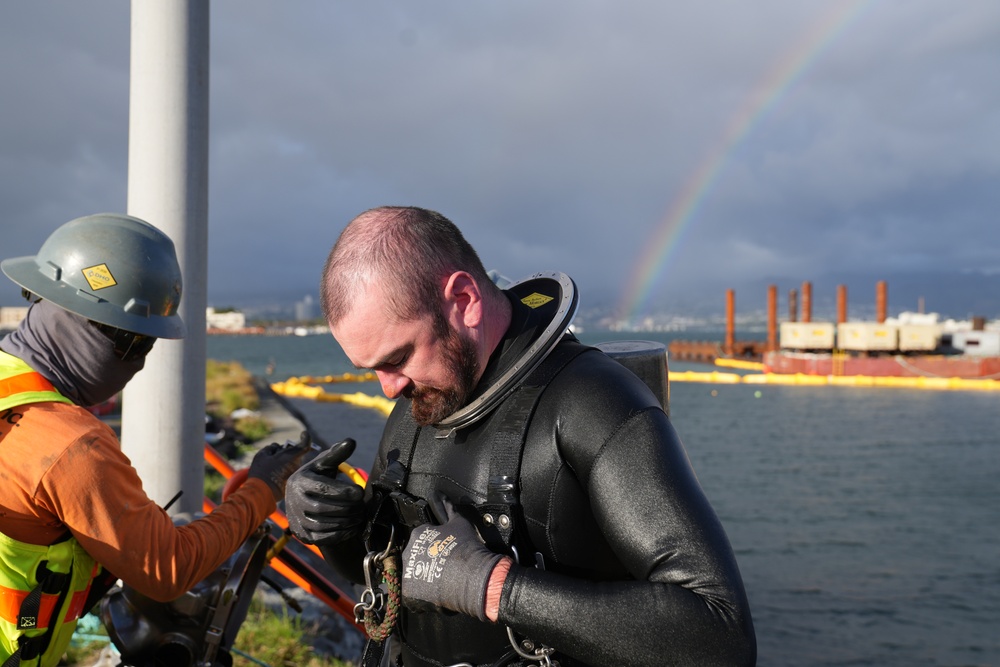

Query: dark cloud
[[3, 1, 999, 322]]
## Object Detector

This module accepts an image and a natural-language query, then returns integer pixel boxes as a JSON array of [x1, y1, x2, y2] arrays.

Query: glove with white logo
[[400, 495, 503, 622], [285, 438, 366, 546]]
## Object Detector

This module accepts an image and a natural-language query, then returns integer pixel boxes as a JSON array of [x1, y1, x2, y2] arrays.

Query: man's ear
[[443, 271, 483, 328]]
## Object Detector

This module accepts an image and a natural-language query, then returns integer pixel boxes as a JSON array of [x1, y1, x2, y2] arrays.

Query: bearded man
[[285, 206, 756, 667]]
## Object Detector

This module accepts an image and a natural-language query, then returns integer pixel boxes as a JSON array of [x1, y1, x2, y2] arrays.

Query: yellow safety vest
[[0, 353, 100, 667]]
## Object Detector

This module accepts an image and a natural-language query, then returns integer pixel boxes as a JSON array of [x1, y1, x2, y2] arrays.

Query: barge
[[675, 281, 1000, 380]]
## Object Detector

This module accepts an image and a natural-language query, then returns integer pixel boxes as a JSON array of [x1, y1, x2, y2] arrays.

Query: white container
[[951, 330, 1000, 357], [898, 324, 942, 352], [780, 322, 835, 350], [837, 322, 898, 351]]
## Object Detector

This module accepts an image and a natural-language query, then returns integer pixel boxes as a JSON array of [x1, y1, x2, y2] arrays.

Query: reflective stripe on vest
[[0, 374, 55, 397], [0, 574, 96, 630], [0, 352, 72, 413]]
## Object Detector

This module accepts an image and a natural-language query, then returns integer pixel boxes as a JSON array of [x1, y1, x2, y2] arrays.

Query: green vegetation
[[230, 595, 353, 667], [63, 614, 109, 665], [234, 413, 271, 442], [207, 359, 260, 415], [204, 359, 266, 503], [205, 359, 270, 442], [63, 596, 353, 666]]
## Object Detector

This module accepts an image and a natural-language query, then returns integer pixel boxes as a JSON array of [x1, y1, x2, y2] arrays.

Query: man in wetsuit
[[0, 213, 307, 667], [285, 206, 755, 666]]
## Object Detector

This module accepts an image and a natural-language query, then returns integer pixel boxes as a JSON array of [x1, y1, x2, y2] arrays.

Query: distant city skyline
[[213, 267, 1000, 333]]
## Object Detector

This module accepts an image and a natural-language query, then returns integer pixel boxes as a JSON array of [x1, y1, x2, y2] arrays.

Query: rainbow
[[617, 0, 874, 321]]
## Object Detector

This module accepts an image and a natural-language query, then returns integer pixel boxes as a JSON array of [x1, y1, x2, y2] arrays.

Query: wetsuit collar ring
[[433, 271, 578, 438]]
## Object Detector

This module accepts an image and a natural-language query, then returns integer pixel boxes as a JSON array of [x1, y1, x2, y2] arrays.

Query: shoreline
[[248, 376, 311, 449]]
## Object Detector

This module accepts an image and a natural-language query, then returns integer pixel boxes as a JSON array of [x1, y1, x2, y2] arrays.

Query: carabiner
[[354, 525, 399, 624], [361, 551, 381, 599], [377, 525, 396, 562], [507, 627, 556, 665]]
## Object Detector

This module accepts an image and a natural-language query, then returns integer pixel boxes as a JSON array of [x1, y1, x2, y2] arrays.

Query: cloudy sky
[[2, 1, 998, 323]]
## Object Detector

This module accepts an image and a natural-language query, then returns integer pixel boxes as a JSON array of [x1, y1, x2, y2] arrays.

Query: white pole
[[122, 0, 209, 515]]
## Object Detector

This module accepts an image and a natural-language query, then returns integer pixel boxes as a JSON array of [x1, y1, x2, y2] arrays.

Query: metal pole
[[122, 0, 209, 515]]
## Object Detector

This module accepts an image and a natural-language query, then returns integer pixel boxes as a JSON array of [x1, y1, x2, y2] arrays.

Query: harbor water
[[209, 332, 1000, 667]]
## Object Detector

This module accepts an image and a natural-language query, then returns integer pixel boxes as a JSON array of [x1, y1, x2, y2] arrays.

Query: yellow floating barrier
[[286, 372, 378, 384], [271, 374, 395, 417], [714, 358, 766, 372], [742, 373, 828, 385], [672, 370, 1000, 391], [670, 371, 743, 384], [274, 368, 1000, 407]]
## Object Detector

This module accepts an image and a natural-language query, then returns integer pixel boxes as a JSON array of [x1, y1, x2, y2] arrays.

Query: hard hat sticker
[[82, 264, 117, 290], [521, 292, 554, 309]]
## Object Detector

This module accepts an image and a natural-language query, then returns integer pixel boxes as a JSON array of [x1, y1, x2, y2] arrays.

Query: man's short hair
[[321, 206, 495, 325]]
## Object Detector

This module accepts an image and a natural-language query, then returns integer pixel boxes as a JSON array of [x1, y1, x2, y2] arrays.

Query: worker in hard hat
[[0, 213, 307, 667]]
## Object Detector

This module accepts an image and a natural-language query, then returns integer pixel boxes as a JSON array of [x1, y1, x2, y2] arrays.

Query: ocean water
[[208, 332, 1000, 667]]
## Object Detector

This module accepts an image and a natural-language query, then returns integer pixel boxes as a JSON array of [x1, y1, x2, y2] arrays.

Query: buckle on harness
[[389, 490, 432, 528]]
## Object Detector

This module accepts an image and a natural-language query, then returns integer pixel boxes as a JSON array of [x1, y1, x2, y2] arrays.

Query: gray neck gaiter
[[0, 300, 145, 407]]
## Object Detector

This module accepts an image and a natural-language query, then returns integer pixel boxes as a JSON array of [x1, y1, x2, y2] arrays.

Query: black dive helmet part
[[433, 271, 578, 437], [595, 339, 670, 414], [101, 520, 270, 667]]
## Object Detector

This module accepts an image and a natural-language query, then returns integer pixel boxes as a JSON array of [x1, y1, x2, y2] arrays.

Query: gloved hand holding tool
[[285, 438, 366, 546], [248, 430, 311, 502], [401, 495, 508, 622]]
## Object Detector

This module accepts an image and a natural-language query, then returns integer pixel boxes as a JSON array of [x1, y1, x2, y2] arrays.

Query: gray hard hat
[[1, 213, 186, 339]]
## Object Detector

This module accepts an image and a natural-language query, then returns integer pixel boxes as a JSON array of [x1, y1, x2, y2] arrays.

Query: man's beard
[[410, 322, 480, 426]]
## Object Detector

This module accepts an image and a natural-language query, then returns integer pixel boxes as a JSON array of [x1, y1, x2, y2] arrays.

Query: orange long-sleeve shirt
[[0, 400, 274, 602]]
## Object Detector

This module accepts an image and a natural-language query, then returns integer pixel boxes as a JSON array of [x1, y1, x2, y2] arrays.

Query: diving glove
[[248, 431, 310, 502], [285, 438, 366, 546], [401, 495, 503, 622]]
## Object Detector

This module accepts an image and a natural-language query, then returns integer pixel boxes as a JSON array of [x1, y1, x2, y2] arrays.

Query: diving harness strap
[[359, 337, 591, 667]]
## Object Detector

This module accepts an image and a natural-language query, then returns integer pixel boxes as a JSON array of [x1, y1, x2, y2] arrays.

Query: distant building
[[206, 307, 247, 331], [3, 305, 259, 335], [294, 295, 316, 322], [0, 306, 29, 332]]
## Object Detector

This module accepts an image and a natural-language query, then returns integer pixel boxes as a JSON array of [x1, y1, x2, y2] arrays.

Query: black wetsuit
[[338, 297, 756, 666]]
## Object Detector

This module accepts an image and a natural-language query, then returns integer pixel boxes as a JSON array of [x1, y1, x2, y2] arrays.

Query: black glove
[[401, 495, 503, 622], [248, 431, 311, 502], [285, 438, 366, 546]]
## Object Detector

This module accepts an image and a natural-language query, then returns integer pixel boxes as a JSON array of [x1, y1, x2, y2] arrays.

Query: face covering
[[0, 300, 146, 407]]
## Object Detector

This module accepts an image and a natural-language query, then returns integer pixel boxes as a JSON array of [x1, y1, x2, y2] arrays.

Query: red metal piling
[[767, 285, 778, 352], [876, 281, 887, 323], [725, 289, 736, 357], [801, 281, 812, 323]]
